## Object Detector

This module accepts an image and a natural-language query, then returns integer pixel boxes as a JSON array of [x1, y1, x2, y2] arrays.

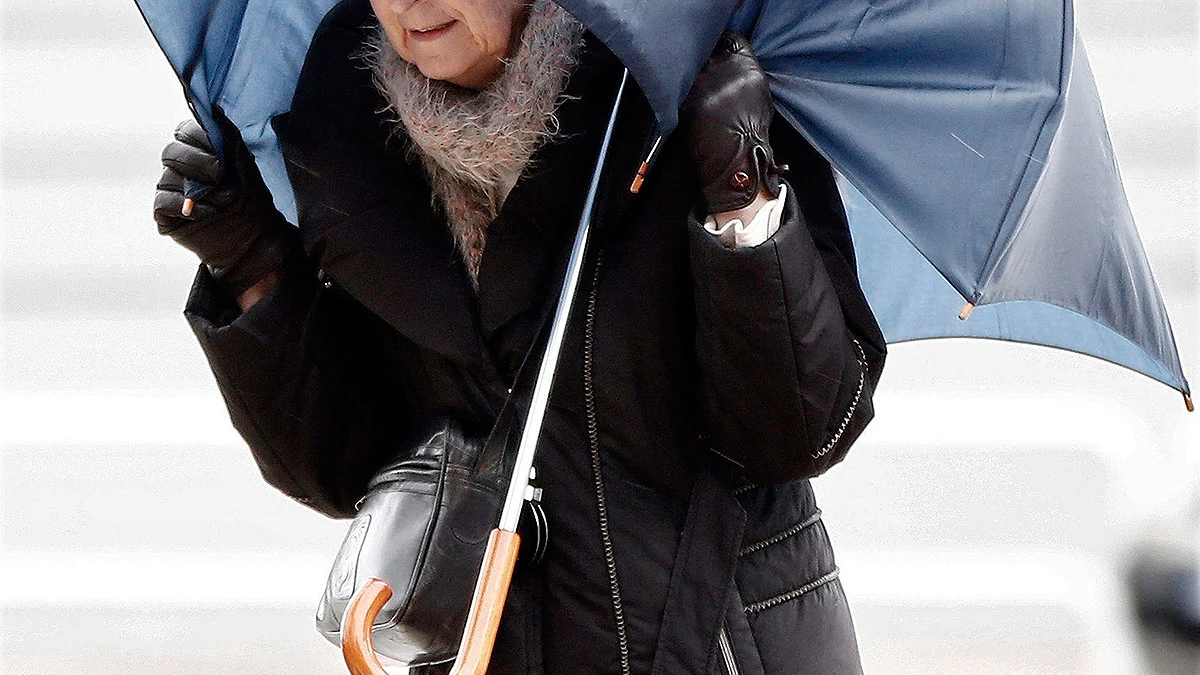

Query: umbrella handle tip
[[629, 162, 649, 194], [629, 136, 664, 194]]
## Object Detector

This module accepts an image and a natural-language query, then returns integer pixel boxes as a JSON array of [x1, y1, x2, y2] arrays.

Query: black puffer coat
[[183, 1, 887, 673]]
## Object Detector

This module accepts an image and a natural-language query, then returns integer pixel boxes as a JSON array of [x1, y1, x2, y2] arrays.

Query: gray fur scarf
[[364, 1, 585, 284]]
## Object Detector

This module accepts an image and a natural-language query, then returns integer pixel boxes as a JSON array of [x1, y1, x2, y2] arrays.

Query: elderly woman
[[154, 0, 886, 673]]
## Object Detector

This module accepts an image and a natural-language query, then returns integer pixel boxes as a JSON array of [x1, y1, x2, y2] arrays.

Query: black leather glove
[[154, 115, 296, 298], [680, 32, 782, 214]]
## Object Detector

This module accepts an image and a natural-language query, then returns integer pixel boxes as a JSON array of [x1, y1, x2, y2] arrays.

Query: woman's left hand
[[679, 32, 781, 217]]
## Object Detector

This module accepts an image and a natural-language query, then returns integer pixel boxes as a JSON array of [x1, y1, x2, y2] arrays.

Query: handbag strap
[[474, 340, 544, 478], [473, 258, 583, 478]]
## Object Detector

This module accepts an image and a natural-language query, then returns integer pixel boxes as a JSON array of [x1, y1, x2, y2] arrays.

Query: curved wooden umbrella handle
[[342, 579, 393, 675]]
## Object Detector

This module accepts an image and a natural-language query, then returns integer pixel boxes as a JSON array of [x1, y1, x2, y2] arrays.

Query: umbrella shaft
[[497, 69, 630, 533]]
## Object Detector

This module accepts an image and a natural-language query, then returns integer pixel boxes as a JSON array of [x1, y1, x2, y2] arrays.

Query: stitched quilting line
[[812, 338, 867, 460], [731, 338, 867, 494], [732, 483, 757, 496], [737, 509, 823, 557], [743, 569, 841, 615]]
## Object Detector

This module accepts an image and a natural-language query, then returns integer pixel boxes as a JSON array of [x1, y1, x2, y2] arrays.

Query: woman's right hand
[[154, 117, 294, 302]]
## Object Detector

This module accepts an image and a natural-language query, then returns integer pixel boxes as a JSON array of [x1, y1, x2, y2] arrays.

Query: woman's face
[[371, 0, 529, 89]]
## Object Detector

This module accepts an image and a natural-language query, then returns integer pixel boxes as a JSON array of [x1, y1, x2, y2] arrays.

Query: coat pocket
[[734, 510, 864, 674]]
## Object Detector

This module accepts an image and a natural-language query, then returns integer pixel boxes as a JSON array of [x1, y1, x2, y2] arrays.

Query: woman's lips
[[407, 20, 456, 42]]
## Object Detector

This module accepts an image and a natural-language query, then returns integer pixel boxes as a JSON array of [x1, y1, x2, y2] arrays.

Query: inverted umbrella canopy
[[135, 0, 335, 219], [724, 1, 1192, 404], [135, 0, 1190, 402]]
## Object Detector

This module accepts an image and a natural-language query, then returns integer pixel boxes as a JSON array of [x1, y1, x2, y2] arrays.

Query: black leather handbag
[[314, 411, 546, 668], [310, 294, 582, 668], [312, 275, 556, 669]]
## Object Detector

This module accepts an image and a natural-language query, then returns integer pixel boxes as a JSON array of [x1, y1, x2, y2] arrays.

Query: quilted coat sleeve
[[689, 123, 887, 484], [183, 258, 411, 518]]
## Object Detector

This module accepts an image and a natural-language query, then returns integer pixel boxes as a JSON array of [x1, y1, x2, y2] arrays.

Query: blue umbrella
[[135, 0, 1191, 408]]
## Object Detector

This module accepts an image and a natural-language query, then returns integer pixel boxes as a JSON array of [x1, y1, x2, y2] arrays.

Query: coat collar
[[272, 0, 658, 373], [474, 34, 657, 372]]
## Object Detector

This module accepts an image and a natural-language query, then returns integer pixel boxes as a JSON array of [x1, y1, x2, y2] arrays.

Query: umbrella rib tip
[[1185, 392, 1194, 413], [958, 303, 975, 321]]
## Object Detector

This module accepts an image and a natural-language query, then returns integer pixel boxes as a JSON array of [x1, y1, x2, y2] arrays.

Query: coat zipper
[[583, 252, 632, 675], [717, 625, 742, 675]]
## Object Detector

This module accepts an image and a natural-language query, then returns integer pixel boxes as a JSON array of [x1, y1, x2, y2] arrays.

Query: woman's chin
[[419, 58, 501, 90]]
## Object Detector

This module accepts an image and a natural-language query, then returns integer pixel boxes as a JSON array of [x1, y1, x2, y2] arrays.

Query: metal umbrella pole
[[342, 69, 631, 675]]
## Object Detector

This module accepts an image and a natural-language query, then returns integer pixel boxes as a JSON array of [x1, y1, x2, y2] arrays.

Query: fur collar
[[363, 1, 585, 284]]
